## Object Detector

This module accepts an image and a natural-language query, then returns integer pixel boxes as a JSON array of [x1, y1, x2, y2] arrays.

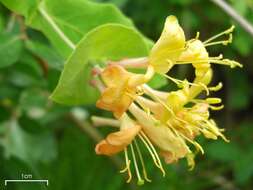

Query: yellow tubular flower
[[93, 114, 166, 184], [135, 90, 221, 143], [165, 39, 213, 111], [178, 40, 212, 99], [129, 103, 191, 164], [96, 64, 154, 119], [150, 16, 241, 112], [95, 114, 141, 156], [149, 15, 185, 73], [141, 84, 228, 142], [91, 15, 242, 184]]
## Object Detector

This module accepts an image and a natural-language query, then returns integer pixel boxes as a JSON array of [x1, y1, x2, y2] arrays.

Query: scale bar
[[5, 180, 49, 186]]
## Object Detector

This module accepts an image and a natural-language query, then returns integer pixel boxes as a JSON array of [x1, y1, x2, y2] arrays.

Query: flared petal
[[96, 84, 135, 118], [150, 15, 186, 73], [101, 65, 129, 87], [107, 125, 141, 145], [95, 139, 125, 155], [95, 124, 141, 156], [179, 40, 208, 62], [160, 151, 178, 164]]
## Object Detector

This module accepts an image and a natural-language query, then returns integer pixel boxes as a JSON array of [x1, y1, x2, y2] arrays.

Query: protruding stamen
[[91, 116, 120, 128], [138, 134, 160, 168], [186, 32, 200, 44], [209, 59, 242, 68], [195, 31, 200, 39], [140, 131, 166, 176], [130, 144, 144, 185], [210, 54, 223, 60], [206, 98, 222, 104], [203, 25, 235, 44], [179, 133, 204, 154], [163, 74, 210, 95], [176, 59, 209, 65], [138, 133, 165, 176], [167, 120, 194, 139], [186, 153, 195, 171], [120, 148, 132, 183], [197, 82, 210, 96], [200, 120, 229, 142], [204, 33, 233, 47], [134, 139, 152, 182], [163, 74, 189, 88], [209, 104, 224, 110], [176, 57, 242, 68], [208, 82, 223, 92], [191, 97, 222, 105]]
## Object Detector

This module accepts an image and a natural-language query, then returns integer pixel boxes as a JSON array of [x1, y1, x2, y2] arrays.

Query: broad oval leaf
[[50, 24, 149, 105], [0, 0, 136, 57]]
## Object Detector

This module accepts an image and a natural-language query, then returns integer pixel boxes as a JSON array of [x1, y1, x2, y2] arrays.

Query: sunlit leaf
[[50, 24, 149, 105], [0, 0, 138, 57]]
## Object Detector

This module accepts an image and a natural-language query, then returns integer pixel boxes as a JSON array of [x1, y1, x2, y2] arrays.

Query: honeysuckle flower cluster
[[90, 15, 242, 185]]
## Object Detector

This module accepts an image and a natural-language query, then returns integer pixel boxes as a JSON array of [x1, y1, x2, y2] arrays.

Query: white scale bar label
[[5, 180, 49, 186]]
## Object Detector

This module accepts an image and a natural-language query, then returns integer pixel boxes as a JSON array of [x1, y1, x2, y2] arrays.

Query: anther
[[130, 144, 145, 185], [134, 139, 152, 182], [208, 82, 223, 91], [120, 149, 132, 183]]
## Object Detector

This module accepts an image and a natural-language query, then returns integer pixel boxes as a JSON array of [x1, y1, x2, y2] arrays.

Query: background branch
[[210, 0, 253, 37]]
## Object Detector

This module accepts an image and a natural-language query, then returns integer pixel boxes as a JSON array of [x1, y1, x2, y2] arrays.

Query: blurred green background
[[0, 0, 252, 190]]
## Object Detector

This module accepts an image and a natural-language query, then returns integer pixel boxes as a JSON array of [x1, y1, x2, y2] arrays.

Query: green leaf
[[25, 40, 64, 70], [0, 120, 57, 165], [0, 0, 39, 19], [0, 33, 22, 68], [1, 0, 138, 57], [50, 24, 149, 105]]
